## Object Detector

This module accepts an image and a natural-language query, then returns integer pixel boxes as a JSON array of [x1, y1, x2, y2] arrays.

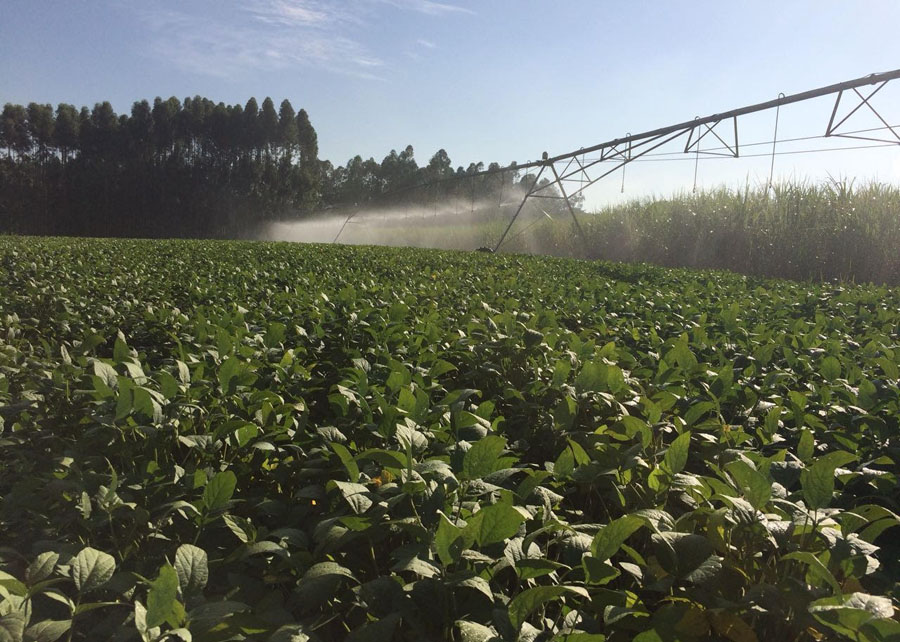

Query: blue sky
[[2, 0, 900, 208]]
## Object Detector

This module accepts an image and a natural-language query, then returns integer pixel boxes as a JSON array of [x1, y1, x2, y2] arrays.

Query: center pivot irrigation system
[[332, 69, 900, 251]]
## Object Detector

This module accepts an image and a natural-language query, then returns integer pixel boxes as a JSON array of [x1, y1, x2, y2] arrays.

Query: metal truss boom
[[491, 68, 900, 252]]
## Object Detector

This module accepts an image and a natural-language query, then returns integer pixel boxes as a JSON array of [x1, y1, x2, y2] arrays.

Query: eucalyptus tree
[[243, 97, 260, 160], [129, 100, 153, 160], [296, 109, 317, 166], [277, 99, 298, 161], [53, 104, 80, 164], [1, 103, 31, 159], [260, 97, 279, 163], [25, 103, 55, 164]]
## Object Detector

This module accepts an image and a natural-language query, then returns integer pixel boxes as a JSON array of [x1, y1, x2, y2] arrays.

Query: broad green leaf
[[132, 387, 162, 423], [188, 601, 250, 623], [202, 470, 237, 512], [663, 431, 691, 474], [115, 383, 133, 420], [218, 356, 256, 393], [456, 576, 493, 601], [123, 361, 148, 385], [684, 401, 715, 427], [553, 396, 577, 431], [651, 532, 714, 577], [507, 585, 588, 633], [670, 342, 698, 370], [92, 360, 118, 389], [857, 379, 877, 409], [23, 620, 70, 642], [430, 359, 457, 377], [146, 563, 182, 629], [296, 563, 358, 611], [298, 562, 356, 584], [582, 557, 621, 585], [26, 552, 59, 586], [269, 624, 314, 642], [605, 365, 627, 395], [782, 552, 841, 594], [552, 360, 572, 387], [725, 460, 772, 510], [333, 481, 374, 514], [797, 429, 815, 462], [465, 502, 526, 547], [516, 471, 553, 501], [801, 458, 839, 510], [158, 371, 180, 400], [810, 593, 897, 640], [810, 592, 894, 619], [462, 435, 507, 480], [176, 360, 190, 384], [877, 356, 899, 380], [554, 439, 589, 479], [265, 322, 287, 347], [71, 547, 115, 594], [0, 571, 27, 596], [633, 509, 676, 531], [591, 515, 644, 561], [616, 416, 651, 447], [456, 620, 496, 642], [390, 555, 440, 578], [233, 423, 258, 448], [576, 362, 608, 393], [131, 601, 148, 638], [345, 613, 401, 642], [113, 336, 130, 363], [515, 558, 566, 580], [174, 544, 208, 595], [356, 449, 408, 471], [435, 513, 467, 566], [0, 612, 26, 642], [331, 442, 359, 483], [821, 356, 841, 381]]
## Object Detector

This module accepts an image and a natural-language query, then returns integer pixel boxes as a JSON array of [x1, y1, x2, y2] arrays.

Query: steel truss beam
[[492, 69, 900, 252], [826, 82, 900, 144]]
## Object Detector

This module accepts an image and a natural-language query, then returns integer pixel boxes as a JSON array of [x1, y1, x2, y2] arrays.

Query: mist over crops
[[263, 179, 900, 284], [261, 195, 527, 250]]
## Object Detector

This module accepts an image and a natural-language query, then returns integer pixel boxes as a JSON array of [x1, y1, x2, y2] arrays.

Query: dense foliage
[[0, 98, 536, 239], [0, 97, 321, 238], [480, 181, 900, 285], [575, 181, 900, 285], [1, 237, 898, 642]]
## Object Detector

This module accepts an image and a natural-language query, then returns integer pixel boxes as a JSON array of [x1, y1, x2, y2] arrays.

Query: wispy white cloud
[[135, 3, 381, 79], [247, 0, 332, 27], [132, 0, 471, 79], [379, 0, 474, 16], [247, 0, 352, 28]]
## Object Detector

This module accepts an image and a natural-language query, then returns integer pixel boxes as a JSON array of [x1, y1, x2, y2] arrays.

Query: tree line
[[1, 96, 568, 238], [1, 97, 319, 237]]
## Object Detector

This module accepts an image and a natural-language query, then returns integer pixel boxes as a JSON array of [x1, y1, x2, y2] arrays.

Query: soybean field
[[0, 237, 898, 642]]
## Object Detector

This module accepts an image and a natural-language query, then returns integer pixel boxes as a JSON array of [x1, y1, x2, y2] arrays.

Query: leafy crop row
[[0, 237, 898, 641]]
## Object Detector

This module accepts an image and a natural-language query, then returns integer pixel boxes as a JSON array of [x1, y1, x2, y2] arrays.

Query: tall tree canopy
[[0, 96, 323, 237], [0, 93, 549, 239]]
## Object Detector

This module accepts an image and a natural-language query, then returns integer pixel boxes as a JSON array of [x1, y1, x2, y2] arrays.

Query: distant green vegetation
[[1, 238, 898, 641], [0, 96, 534, 238], [504, 180, 900, 284]]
